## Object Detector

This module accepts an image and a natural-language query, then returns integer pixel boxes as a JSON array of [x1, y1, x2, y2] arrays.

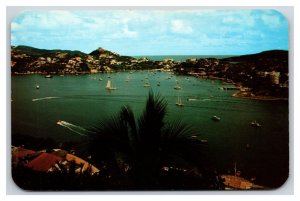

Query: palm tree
[[87, 91, 213, 189]]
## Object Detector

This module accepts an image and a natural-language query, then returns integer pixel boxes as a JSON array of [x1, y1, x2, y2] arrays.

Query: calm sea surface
[[11, 71, 289, 188]]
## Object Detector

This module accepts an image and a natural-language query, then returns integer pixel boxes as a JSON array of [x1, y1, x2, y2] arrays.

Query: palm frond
[[138, 91, 167, 147], [160, 120, 207, 167], [87, 114, 131, 157], [119, 105, 138, 151], [85, 91, 210, 188]]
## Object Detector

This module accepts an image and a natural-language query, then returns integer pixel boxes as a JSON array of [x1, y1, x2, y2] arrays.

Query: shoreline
[[232, 92, 288, 101]]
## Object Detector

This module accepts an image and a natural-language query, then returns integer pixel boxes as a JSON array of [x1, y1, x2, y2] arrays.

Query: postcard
[[10, 9, 289, 191]]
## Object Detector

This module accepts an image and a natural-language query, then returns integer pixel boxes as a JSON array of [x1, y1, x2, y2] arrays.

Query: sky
[[11, 9, 288, 56]]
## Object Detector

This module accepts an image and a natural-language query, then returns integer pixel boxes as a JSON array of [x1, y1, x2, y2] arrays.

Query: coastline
[[232, 91, 288, 101]]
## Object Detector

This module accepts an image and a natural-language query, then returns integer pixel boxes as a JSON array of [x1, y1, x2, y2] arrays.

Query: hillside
[[11, 45, 161, 74], [223, 50, 288, 63], [12, 45, 87, 58], [222, 50, 288, 72]]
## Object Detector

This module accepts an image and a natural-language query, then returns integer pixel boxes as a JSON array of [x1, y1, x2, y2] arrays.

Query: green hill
[[12, 45, 87, 58], [222, 50, 288, 63]]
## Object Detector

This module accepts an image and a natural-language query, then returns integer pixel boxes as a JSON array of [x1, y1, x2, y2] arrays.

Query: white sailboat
[[106, 80, 117, 90], [176, 95, 184, 106]]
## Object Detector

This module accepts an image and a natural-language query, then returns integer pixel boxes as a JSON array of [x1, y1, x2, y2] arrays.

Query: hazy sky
[[11, 9, 288, 56]]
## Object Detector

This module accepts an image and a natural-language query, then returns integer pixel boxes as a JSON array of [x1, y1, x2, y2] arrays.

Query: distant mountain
[[222, 50, 288, 63], [12, 45, 87, 58], [89, 47, 117, 57], [88, 47, 133, 62]]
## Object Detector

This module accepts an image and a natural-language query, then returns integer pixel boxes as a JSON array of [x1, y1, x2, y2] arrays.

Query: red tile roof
[[26, 152, 63, 172], [12, 147, 36, 159]]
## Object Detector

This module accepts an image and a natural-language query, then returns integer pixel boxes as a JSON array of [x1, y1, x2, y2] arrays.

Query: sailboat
[[176, 95, 184, 106], [106, 80, 117, 90]]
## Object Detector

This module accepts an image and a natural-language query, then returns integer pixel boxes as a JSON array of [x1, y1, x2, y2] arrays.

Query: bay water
[[11, 71, 289, 188]]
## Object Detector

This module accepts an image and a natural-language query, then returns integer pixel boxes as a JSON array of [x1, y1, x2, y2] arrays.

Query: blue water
[[11, 71, 289, 188], [134, 55, 236, 61]]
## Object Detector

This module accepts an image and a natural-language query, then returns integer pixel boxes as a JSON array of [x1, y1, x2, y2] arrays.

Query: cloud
[[11, 10, 288, 55], [11, 22, 21, 31], [111, 25, 138, 39], [123, 25, 138, 38], [261, 14, 282, 28], [221, 11, 256, 27], [14, 11, 83, 30], [171, 20, 193, 34]]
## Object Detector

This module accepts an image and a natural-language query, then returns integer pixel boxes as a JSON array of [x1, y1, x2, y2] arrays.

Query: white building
[[270, 71, 280, 85]]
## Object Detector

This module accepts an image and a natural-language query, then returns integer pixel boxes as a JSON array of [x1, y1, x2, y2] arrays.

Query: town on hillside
[[11, 46, 289, 99]]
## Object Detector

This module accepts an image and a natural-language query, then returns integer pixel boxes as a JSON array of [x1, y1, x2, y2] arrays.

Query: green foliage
[[13, 45, 86, 57]]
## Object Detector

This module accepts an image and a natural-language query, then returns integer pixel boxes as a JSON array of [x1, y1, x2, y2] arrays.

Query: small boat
[[106, 80, 117, 90], [174, 86, 182, 90], [144, 82, 150, 87], [250, 120, 261, 127], [36, 85, 40, 89], [99, 78, 103, 81], [176, 95, 184, 107], [187, 98, 197, 101], [45, 74, 52, 78], [211, 116, 221, 121]]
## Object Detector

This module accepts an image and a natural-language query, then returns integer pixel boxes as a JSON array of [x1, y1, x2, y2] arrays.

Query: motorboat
[[174, 86, 182, 90], [211, 116, 221, 121], [250, 120, 261, 127], [45, 74, 52, 78]]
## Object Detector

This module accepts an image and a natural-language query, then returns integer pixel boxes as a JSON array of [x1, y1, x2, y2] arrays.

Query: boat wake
[[57, 120, 90, 136], [32, 97, 60, 102]]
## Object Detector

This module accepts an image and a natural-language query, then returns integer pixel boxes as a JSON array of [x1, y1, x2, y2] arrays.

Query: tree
[[87, 91, 216, 189]]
